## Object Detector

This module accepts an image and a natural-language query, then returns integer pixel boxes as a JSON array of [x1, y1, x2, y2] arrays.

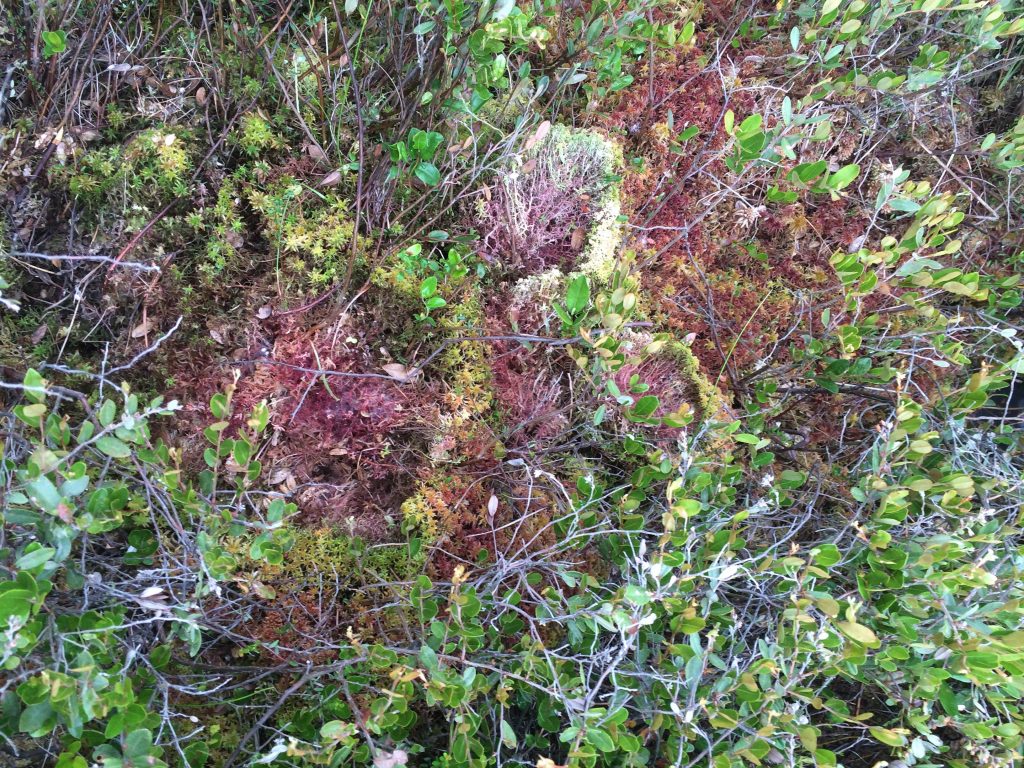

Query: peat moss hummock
[[478, 124, 624, 276]]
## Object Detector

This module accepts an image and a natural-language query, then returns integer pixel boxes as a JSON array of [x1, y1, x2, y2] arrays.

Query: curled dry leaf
[[208, 325, 227, 344], [382, 363, 421, 382], [373, 750, 408, 768], [319, 169, 343, 187], [523, 119, 552, 152], [136, 587, 170, 612], [131, 319, 153, 338], [305, 143, 328, 162]]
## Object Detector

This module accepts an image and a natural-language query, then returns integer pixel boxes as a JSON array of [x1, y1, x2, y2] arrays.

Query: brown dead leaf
[[195, 86, 208, 105], [55, 502, 74, 525], [382, 363, 421, 382], [267, 467, 294, 486], [131, 319, 153, 339], [523, 119, 551, 152], [305, 143, 327, 162], [570, 227, 585, 251], [319, 169, 343, 187]]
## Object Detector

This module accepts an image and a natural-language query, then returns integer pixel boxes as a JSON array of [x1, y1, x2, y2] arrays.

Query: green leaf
[[232, 439, 251, 467], [552, 302, 573, 326], [96, 436, 131, 458], [565, 275, 590, 314], [779, 469, 807, 489], [868, 726, 907, 747], [998, 630, 1024, 648], [24, 368, 47, 403], [632, 395, 660, 419], [210, 393, 229, 420], [419, 644, 439, 671], [812, 544, 840, 567], [587, 727, 615, 752], [500, 719, 518, 749], [415, 162, 441, 187], [677, 125, 699, 142], [791, 160, 827, 184], [837, 621, 880, 647], [420, 276, 438, 299], [183, 742, 210, 768], [0, 589, 35, 622], [413, 20, 436, 34], [19, 701, 56, 736], [21, 403, 47, 420], [124, 729, 154, 760], [150, 644, 172, 670], [828, 163, 861, 190], [26, 475, 62, 511], [16, 547, 56, 571], [42, 30, 67, 57], [99, 399, 117, 427], [321, 720, 351, 740], [622, 584, 651, 605]]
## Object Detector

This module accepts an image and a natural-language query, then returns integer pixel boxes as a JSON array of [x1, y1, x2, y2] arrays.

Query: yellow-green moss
[[668, 340, 722, 420], [60, 127, 195, 219], [437, 289, 493, 416], [401, 486, 443, 544], [247, 179, 367, 288], [538, 125, 625, 284], [233, 113, 283, 157], [400, 473, 480, 546], [266, 526, 419, 584]]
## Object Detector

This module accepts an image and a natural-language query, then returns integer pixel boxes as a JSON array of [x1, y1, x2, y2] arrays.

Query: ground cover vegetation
[[1, 0, 1024, 766]]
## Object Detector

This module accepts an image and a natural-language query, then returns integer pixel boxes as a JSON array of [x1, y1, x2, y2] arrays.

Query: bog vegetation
[[1, 0, 1024, 766]]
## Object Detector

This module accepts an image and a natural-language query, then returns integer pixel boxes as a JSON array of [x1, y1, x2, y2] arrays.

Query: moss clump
[[667, 340, 722, 420], [187, 175, 247, 278], [247, 178, 367, 289], [400, 484, 445, 544], [265, 526, 420, 585], [233, 112, 283, 157], [614, 331, 723, 424], [62, 127, 195, 219], [400, 472, 491, 569], [541, 125, 625, 283], [437, 289, 493, 417], [477, 123, 624, 274]]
